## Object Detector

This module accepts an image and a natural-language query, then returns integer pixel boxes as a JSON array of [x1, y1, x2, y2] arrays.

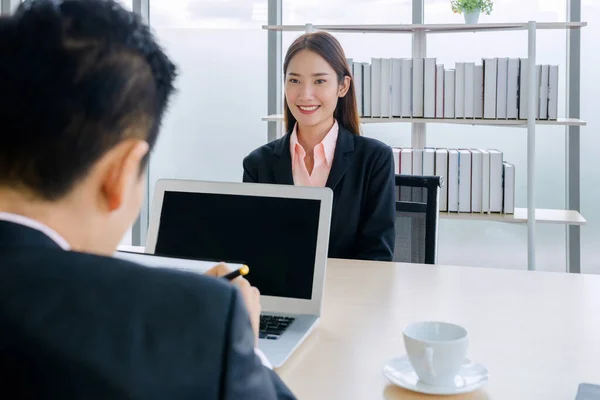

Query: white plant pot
[[463, 8, 480, 24]]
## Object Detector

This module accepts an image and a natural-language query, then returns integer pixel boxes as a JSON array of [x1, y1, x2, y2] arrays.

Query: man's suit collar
[[0, 220, 64, 250]]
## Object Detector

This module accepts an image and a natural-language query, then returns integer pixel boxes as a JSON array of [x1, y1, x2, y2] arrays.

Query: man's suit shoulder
[[0, 248, 299, 399], [1, 247, 235, 307]]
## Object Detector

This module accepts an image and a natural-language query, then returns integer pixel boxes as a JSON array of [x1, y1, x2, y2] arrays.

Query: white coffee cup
[[403, 321, 468, 387]]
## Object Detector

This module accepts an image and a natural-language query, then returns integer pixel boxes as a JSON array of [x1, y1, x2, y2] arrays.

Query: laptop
[[145, 179, 333, 368]]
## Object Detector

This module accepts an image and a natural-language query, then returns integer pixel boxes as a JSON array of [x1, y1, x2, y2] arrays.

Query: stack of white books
[[347, 57, 559, 121], [392, 147, 515, 215]]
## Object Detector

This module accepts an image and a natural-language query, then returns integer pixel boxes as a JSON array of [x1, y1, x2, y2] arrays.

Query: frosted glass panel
[[283, 0, 413, 24], [580, 1, 600, 275], [426, 0, 566, 23], [148, 30, 267, 201], [151, 1, 267, 29], [148, 3, 268, 206]]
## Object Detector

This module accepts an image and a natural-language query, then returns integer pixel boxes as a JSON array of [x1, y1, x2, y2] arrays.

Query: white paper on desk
[[113, 251, 244, 275]]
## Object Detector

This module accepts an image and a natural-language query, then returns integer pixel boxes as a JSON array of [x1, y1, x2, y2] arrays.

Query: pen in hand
[[222, 265, 250, 281]]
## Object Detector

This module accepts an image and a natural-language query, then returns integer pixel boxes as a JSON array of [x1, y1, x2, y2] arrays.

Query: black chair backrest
[[394, 174, 442, 264]]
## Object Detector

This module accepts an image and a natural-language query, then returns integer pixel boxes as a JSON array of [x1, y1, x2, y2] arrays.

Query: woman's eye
[[289, 78, 299, 83], [315, 79, 326, 84]]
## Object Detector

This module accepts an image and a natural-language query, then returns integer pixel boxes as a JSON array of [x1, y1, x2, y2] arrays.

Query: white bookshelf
[[441, 208, 586, 225], [262, 114, 586, 127], [263, 22, 586, 34], [262, 21, 587, 271]]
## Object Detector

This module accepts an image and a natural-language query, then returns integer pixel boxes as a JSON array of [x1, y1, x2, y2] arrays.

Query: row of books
[[392, 148, 515, 214], [347, 57, 559, 121]]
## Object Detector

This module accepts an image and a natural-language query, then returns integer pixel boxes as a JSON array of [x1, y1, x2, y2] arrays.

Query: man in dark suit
[[0, 1, 295, 399]]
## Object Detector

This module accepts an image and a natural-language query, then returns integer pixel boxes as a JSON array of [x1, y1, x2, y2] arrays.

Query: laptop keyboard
[[259, 315, 295, 340]]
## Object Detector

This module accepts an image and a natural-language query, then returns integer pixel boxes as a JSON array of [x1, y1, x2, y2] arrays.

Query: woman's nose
[[298, 83, 315, 100]]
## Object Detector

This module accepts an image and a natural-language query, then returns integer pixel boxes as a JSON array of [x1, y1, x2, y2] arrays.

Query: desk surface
[[116, 246, 600, 399], [277, 259, 600, 400]]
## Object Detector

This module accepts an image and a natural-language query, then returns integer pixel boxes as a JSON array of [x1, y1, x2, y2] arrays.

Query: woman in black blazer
[[243, 32, 395, 262]]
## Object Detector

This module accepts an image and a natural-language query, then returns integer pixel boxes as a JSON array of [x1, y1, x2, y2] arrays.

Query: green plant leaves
[[450, 0, 494, 15]]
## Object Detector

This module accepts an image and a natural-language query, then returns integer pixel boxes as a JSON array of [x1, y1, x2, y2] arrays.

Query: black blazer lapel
[[271, 132, 295, 185], [0, 221, 62, 249], [326, 126, 355, 191]]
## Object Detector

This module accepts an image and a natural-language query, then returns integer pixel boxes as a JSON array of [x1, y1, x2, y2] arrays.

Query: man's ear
[[338, 75, 351, 98], [100, 139, 149, 211]]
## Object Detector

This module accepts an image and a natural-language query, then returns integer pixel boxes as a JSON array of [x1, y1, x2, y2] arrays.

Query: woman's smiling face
[[285, 49, 347, 131]]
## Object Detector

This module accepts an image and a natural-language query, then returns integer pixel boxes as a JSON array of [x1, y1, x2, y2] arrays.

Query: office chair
[[394, 174, 442, 264]]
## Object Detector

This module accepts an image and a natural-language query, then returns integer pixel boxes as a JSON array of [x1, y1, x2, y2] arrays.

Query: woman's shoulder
[[244, 134, 288, 163], [346, 130, 392, 156]]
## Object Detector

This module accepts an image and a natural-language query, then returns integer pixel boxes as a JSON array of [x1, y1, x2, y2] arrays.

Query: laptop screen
[[154, 190, 322, 300]]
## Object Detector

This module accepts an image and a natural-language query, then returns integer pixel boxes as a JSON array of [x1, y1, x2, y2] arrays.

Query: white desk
[[277, 259, 600, 400], [115, 246, 600, 399]]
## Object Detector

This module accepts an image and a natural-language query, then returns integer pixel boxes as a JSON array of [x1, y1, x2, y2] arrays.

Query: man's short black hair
[[0, 0, 177, 200]]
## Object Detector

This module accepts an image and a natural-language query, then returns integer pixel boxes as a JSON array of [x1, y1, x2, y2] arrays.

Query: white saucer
[[383, 355, 489, 395]]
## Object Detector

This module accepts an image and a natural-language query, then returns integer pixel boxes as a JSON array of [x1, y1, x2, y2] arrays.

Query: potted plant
[[451, 0, 494, 24]]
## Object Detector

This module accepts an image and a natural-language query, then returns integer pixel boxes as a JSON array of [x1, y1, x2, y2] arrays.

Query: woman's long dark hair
[[283, 31, 361, 135]]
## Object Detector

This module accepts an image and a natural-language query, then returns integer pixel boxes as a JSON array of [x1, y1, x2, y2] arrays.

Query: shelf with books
[[342, 57, 567, 124], [262, 22, 586, 34], [440, 208, 586, 225], [262, 20, 587, 271], [262, 114, 586, 127]]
